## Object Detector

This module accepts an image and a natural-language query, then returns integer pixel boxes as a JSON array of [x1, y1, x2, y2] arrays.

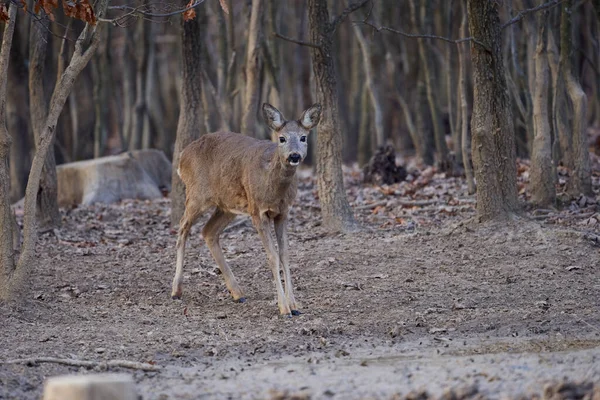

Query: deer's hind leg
[[171, 200, 209, 299], [202, 208, 245, 302]]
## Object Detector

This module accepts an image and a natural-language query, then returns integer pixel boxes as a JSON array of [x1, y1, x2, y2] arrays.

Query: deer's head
[[262, 103, 322, 167]]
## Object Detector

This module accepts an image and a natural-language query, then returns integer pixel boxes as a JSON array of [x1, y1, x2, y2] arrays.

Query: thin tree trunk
[[265, 1, 282, 109], [415, 69, 435, 165], [213, 0, 232, 130], [122, 29, 135, 151], [529, 11, 555, 206], [467, 0, 519, 221], [410, 0, 452, 172], [129, 8, 150, 150], [2, 0, 109, 301], [0, 3, 18, 299], [458, 14, 475, 195], [397, 92, 421, 162], [561, 0, 592, 197], [29, 9, 60, 229], [171, 6, 206, 226], [7, 19, 30, 203], [241, 0, 264, 137], [353, 26, 385, 148], [308, 0, 357, 232], [92, 27, 109, 158], [547, 32, 568, 166], [357, 82, 371, 166], [142, 24, 156, 149]]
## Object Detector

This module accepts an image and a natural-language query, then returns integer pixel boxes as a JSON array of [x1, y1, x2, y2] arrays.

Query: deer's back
[[178, 131, 290, 215]]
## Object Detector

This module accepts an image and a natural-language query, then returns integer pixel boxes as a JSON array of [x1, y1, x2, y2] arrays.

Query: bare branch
[[99, 0, 207, 27], [3, 357, 161, 372], [273, 32, 322, 50], [356, 20, 491, 51], [501, 0, 566, 29], [331, 0, 370, 33]]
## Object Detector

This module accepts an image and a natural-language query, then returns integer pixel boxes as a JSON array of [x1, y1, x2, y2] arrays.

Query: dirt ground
[[1, 166, 600, 399]]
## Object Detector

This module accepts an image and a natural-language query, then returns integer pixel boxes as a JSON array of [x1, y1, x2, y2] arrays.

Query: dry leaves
[[0, 3, 9, 22], [183, 0, 196, 21], [62, 0, 96, 25]]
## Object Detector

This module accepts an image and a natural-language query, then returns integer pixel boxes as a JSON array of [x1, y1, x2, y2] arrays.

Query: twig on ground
[[3, 357, 161, 372]]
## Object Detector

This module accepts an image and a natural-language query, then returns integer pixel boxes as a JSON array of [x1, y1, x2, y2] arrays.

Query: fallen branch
[[3, 357, 161, 372]]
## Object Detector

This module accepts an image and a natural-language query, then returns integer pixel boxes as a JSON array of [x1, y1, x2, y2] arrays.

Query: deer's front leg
[[274, 215, 300, 315], [252, 214, 291, 316]]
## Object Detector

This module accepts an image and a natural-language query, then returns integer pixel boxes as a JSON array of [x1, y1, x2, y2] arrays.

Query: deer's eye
[[279, 136, 286, 144], [300, 136, 307, 143]]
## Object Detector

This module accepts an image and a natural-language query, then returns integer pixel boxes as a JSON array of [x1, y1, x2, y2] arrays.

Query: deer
[[171, 103, 322, 316]]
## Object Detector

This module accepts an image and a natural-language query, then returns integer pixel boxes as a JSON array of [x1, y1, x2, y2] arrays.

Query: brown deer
[[171, 103, 322, 316]]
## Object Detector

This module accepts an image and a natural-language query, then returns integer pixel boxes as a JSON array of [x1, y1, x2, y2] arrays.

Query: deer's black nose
[[288, 153, 302, 163]]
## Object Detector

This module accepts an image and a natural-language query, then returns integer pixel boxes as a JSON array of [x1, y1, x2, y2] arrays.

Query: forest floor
[[2, 156, 600, 400]]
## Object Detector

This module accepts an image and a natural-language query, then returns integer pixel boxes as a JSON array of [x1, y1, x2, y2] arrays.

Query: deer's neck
[[268, 154, 297, 189]]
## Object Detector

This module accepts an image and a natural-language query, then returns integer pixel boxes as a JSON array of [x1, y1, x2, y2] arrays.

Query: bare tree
[[29, 9, 60, 229], [467, 0, 519, 221], [7, 15, 30, 203], [353, 25, 385, 148], [529, 11, 555, 206], [560, 0, 592, 197], [171, 5, 206, 226], [241, 0, 264, 137], [307, 0, 364, 232], [458, 13, 475, 195], [1, 0, 109, 301], [410, 0, 452, 172]]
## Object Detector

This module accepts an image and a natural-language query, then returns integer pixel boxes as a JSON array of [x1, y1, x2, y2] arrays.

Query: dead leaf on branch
[[183, 0, 196, 21], [62, 0, 96, 25], [0, 3, 9, 22]]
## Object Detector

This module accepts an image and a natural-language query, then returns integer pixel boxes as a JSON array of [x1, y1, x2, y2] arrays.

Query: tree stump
[[363, 145, 407, 185]]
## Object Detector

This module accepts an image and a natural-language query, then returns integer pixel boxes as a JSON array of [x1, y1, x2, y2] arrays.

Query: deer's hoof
[[282, 313, 293, 318], [291, 310, 302, 316], [235, 297, 246, 303], [171, 294, 182, 300]]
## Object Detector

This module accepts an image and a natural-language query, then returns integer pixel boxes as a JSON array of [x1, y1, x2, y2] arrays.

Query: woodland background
[[4, 0, 599, 201]]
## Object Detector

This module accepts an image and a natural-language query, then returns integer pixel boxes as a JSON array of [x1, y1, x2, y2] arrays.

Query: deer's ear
[[299, 104, 322, 130], [262, 103, 286, 131]]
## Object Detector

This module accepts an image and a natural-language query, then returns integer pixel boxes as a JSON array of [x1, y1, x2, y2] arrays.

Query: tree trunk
[[547, 32, 568, 166], [7, 18, 31, 203], [410, 0, 452, 172], [415, 69, 435, 165], [561, 1, 592, 197], [458, 14, 475, 195], [0, 3, 18, 299], [122, 29, 135, 151], [142, 24, 156, 149], [308, 0, 356, 232], [467, 0, 519, 221], [129, 8, 150, 150], [529, 12, 555, 207], [171, 7, 206, 226], [1, 0, 109, 301], [353, 26, 385, 148], [92, 27, 110, 158], [29, 9, 61, 229], [241, 0, 264, 137], [357, 82, 371, 166], [265, 1, 282, 110]]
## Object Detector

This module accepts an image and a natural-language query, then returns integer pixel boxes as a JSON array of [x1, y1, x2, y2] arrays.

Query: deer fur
[[171, 103, 322, 316]]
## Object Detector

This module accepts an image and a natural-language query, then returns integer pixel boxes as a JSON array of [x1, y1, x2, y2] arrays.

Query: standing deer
[[171, 103, 322, 316]]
